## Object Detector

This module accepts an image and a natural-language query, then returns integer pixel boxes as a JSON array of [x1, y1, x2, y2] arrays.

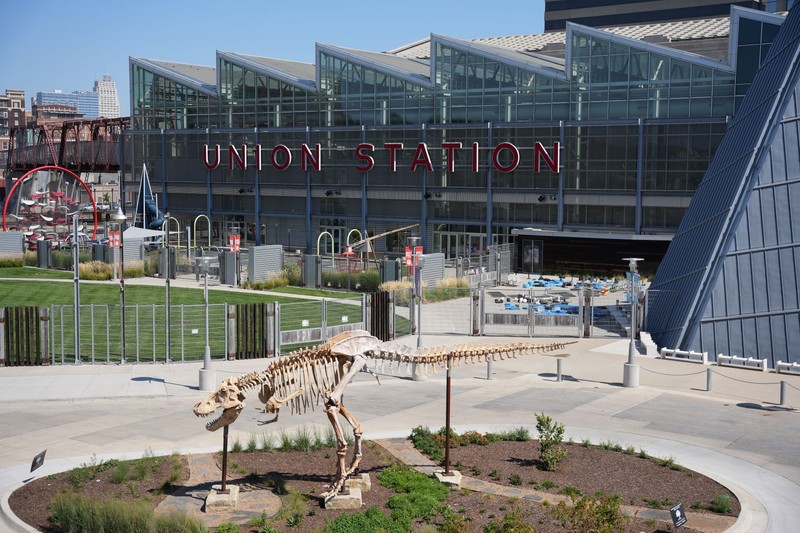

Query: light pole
[[622, 257, 643, 387], [197, 256, 217, 391], [111, 222, 118, 281], [72, 214, 81, 363], [164, 213, 172, 364], [111, 206, 127, 364]]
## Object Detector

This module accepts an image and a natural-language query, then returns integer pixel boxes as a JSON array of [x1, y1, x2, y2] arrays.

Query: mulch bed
[[9, 440, 737, 532]]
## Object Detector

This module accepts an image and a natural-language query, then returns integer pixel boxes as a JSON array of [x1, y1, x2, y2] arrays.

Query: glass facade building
[[124, 6, 784, 269], [36, 90, 99, 119]]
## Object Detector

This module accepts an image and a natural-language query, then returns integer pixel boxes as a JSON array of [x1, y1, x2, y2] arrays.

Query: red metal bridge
[[5, 117, 129, 173]]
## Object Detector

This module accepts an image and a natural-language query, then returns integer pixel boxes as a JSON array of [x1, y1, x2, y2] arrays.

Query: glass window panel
[[738, 18, 762, 46], [690, 98, 712, 118], [573, 32, 591, 57]]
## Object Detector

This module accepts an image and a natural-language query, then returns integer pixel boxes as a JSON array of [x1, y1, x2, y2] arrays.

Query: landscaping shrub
[[243, 275, 289, 291], [536, 412, 567, 471], [51, 492, 152, 532], [284, 264, 302, 286], [411, 426, 533, 464], [322, 268, 380, 292], [79, 260, 113, 280], [323, 506, 404, 533], [484, 506, 537, 533], [378, 464, 450, 528], [0, 254, 24, 268], [549, 492, 630, 533]]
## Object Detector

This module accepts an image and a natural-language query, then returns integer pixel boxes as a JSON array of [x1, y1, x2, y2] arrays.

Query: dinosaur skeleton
[[193, 329, 574, 500]]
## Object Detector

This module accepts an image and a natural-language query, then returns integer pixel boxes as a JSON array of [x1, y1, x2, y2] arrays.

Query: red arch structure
[[2, 165, 98, 240]]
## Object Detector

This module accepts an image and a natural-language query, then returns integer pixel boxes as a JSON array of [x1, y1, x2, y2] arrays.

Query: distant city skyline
[[2, 0, 545, 117]]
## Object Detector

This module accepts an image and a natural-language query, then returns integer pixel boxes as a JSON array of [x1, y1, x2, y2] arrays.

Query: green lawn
[[0, 279, 308, 308]]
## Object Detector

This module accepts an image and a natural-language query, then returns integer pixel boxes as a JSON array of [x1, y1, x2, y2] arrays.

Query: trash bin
[[37, 240, 52, 268]]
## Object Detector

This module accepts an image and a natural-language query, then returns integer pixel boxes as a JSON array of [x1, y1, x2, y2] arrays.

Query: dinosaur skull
[[193, 377, 246, 431]]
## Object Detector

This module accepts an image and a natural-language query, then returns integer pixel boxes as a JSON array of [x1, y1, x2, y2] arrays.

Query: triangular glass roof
[[316, 43, 433, 89], [564, 22, 734, 74], [217, 51, 317, 93], [129, 57, 218, 96], [431, 34, 568, 80]]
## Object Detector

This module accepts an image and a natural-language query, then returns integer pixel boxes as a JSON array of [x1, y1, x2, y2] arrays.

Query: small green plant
[[536, 412, 567, 471], [469, 465, 482, 476], [324, 427, 338, 448], [694, 493, 734, 514], [581, 438, 591, 448], [247, 432, 258, 452], [213, 523, 240, 533], [231, 438, 243, 453], [711, 493, 733, 513], [483, 506, 536, 533], [260, 432, 275, 452], [293, 426, 312, 452], [638, 448, 649, 459], [311, 428, 325, 450], [489, 469, 499, 479], [247, 510, 272, 528], [550, 492, 630, 533], [643, 497, 674, 509], [541, 479, 557, 490], [508, 474, 522, 486], [560, 486, 584, 498], [111, 461, 130, 484], [624, 445, 636, 455], [279, 430, 293, 450], [285, 513, 303, 528]]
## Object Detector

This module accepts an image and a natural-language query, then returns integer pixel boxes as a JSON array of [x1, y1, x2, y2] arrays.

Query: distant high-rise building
[[543, 1, 786, 31], [36, 90, 99, 118], [0, 89, 26, 180], [94, 74, 120, 118]]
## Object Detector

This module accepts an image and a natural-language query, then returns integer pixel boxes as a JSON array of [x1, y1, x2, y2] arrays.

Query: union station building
[[124, 6, 786, 272]]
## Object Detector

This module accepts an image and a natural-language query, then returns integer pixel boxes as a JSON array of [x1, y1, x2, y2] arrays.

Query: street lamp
[[164, 214, 172, 364], [72, 214, 81, 364], [622, 257, 643, 387], [111, 206, 127, 364], [197, 255, 217, 391]]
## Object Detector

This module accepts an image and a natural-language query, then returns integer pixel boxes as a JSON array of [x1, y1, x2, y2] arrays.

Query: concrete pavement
[[1, 334, 799, 532]]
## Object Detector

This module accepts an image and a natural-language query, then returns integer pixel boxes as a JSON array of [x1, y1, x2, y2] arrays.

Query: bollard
[[780, 380, 787, 407], [557, 358, 563, 382], [487, 359, 493, 380], [706, 368, 713, 392]]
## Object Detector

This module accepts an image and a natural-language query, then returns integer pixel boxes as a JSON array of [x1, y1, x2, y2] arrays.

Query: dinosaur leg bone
[[337, 402, 363, 478], [321, 355, 369, 501]]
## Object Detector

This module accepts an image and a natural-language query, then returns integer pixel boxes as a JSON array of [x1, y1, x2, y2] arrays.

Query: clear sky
[[2, 0, 545, 116]]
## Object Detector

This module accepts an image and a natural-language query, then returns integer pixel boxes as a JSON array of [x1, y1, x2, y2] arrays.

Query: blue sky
[[3, 0, 545, 116]]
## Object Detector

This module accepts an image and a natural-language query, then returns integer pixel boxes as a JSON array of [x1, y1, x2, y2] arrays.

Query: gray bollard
[[706, 368, 713, 392], [780, 380, 787, 406], [557, 358, 563, 382], [487, 359, 493, 380]]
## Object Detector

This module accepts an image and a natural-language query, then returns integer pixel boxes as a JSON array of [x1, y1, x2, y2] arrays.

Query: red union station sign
[[201, 141, 560, 174]]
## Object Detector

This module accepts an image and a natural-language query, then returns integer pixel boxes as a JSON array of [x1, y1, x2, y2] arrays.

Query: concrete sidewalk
[[1, 335, 799, 532]]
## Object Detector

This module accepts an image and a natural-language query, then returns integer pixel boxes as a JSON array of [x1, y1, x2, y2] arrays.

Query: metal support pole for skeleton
[[444, 351, 453, 476], [219, 425, 230, 494]]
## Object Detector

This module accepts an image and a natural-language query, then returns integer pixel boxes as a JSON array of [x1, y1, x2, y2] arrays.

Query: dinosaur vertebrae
[[243, 340, 575, 417], [371, 341, 575, 377]]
